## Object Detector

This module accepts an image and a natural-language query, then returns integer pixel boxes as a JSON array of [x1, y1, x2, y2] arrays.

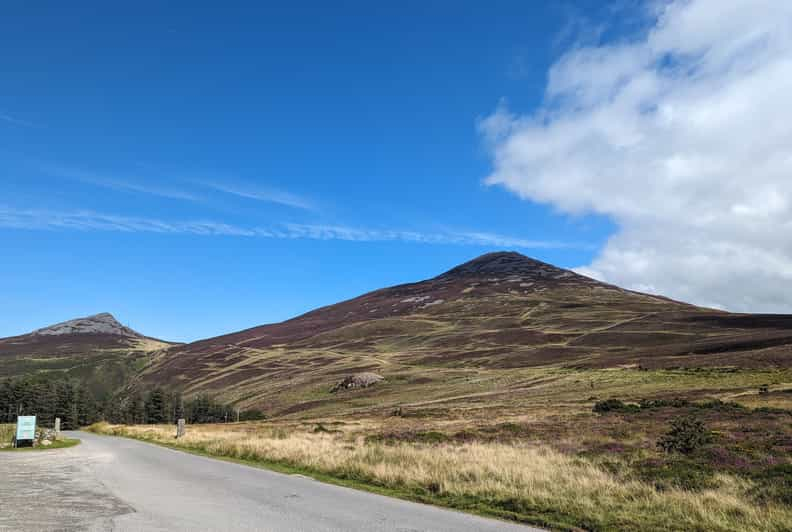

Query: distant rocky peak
[[439, 251, 583, 281], [32, 313, 142, 337]]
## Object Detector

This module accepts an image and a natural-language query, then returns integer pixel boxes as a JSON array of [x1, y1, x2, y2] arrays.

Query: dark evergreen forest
[[0, 376, 265, 429]]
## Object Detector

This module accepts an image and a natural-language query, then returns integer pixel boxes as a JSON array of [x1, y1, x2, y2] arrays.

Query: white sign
[[16, 416, 36, 441]]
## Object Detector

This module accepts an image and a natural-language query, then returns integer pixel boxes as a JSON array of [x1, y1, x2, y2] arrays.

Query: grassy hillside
[[5, 251, 785, 530], [0, 334, 169, 397], [0, 314, 173, 398], [140, 253, 792, 419]]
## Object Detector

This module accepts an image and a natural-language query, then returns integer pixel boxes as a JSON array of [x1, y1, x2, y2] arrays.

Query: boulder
[[331, 372, 384, 393]]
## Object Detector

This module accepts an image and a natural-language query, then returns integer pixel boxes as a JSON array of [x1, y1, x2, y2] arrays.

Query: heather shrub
[[658, 415, 711, 454]]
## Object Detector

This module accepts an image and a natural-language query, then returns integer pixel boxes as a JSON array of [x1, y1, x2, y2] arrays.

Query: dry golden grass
[[90, 422, 792, 532], [0, 423, 14, 444]]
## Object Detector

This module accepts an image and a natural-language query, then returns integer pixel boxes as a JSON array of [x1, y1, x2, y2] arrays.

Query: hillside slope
[[0, 313, 173, 396], [142, 252, 792, 416]]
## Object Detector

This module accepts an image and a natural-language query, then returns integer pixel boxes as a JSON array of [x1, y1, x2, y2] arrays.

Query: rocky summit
[[32, 312, 143, 337], [439, 251, 584, 281]]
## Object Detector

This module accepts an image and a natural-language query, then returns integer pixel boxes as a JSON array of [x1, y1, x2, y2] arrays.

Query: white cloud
[[482, 0, 792, 312], [0, 206, 584, 250]]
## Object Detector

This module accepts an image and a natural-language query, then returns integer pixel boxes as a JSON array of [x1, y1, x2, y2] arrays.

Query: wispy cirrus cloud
[[0, 207, 250, 235], [0, 112, 36, 128], [280, 224, 588, 249], [38, 164, 202, 202], [38, 163, 315, 210], [0, 206, 586, 250], [257, 224, 589, 249], [200, 181, 316, 211]]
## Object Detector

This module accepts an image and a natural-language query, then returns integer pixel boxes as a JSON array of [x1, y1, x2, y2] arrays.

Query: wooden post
[[176, 418, 186, 439], [54, 417, 61, 439]]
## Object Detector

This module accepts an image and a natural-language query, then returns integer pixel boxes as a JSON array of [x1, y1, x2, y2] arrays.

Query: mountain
[[31, 312, 144, 337], [0, 313, 173, 396], [141, 252, 792, 416]]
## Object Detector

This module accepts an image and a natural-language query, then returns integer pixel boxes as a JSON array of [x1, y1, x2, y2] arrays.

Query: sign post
[[15, 415, 36, 448]]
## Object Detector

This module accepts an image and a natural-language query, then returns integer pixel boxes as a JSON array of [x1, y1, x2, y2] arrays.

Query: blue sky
[[1, 2, 632, 341]]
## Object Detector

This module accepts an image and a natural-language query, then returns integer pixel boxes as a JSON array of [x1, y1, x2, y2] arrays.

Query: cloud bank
[[482, 0, 792, 312]]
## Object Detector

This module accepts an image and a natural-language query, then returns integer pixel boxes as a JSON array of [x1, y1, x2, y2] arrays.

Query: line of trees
[[1, 377, 265, 429], [105, 389, 264, 425], [0, 377, 99, 429]]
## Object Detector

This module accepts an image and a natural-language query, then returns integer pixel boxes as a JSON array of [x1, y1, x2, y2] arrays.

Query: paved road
[[0, 431, 540, 531]]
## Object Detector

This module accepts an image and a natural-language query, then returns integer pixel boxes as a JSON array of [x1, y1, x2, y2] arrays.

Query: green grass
[[0, 438, 80, 451], [0, 423, 81, 451]]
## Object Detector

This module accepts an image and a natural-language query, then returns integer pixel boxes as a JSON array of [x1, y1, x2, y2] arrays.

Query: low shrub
[[365, 430, 451, 445], [639, 398, 690, 409], [238, 409, 266, 421], [593, 399, 639, 413], [750, 464, 792, 505], [695, 399, 745, 411], [635, 457, 717, 492], [658, 415, 712, 454]]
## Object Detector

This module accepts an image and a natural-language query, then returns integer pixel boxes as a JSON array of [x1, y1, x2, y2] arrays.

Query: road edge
[[80, 429, 560, 531]]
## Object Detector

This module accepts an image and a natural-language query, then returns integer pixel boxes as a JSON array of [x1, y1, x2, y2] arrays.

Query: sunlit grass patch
[[0, 423, 14, 444], [89, 421, 792, 531]]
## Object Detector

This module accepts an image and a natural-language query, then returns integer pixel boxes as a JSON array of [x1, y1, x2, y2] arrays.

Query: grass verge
[[0, 438, 80, 451], [87, 422, 792, 532]]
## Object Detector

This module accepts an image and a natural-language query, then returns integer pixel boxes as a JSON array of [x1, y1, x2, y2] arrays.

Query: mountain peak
[[32, 313, 143, 338], [439, 251, 571, 279]]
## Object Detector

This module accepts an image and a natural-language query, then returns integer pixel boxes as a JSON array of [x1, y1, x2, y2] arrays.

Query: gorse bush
[[592, 399, 639, 413], [593, 399, 625, 412], [238, 409, 266, 421], [695, 399, 745, 412], [639, 398, 690, 409], [658, 415, 711, 454]]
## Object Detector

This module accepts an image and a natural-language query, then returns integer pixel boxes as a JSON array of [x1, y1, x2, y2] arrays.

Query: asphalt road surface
[[0, 431, 541, 531]]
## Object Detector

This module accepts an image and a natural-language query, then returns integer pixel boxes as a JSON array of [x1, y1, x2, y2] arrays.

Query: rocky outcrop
[[32, 313, 143, 337], [331, 372, 384, 393]]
